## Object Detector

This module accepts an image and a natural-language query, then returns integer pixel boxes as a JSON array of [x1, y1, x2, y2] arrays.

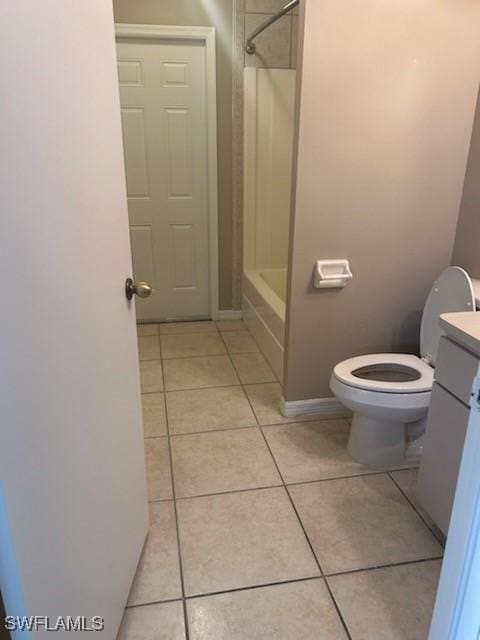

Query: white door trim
[[115, 24, 220, 320]]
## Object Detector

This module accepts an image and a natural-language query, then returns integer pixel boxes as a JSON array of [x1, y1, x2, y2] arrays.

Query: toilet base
[[348, 414, 425, 467]]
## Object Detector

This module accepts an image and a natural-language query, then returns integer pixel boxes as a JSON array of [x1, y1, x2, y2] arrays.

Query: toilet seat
[[333, 353, 433, 394]]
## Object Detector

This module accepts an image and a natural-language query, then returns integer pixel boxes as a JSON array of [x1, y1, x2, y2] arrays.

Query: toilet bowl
[[330, 267, 476, 467]]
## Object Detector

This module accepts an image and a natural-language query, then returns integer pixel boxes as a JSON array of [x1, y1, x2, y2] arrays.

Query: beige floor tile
[[140, 360, 164, 393], [166, 386, 257, 434], [160, 321, 218, 334], [137, 323, 159, 337], [328, 560, 442, 640], [231, 353, 276, 384], [177, 487, 320, 595], [289, 475, 443, 574], [138, 336, 161, 361], [144, 438, 172, 501], [161, 333, 226, 359], [118, 602, 185, 640], [215, 319, 246, 332], [221, 331, 259, 354], [263, 420, 377, 483], [127, 502, 182, 605], [171, 428, 281, 497], [142, 393, 167, 438], [187, 579, 347, 640], [163, 356, 239, 391]]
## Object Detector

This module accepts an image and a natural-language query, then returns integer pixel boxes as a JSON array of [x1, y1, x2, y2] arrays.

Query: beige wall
[[452, 88, 480, 278], [284, 0, 480, 401], [114, 0, 234, 309]]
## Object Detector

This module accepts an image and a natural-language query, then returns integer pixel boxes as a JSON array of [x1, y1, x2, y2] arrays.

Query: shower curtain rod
[[245, 0, 299, 55]]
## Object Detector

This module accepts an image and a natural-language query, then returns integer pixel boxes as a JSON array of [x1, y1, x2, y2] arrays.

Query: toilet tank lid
[[420, 266, 475, 366]]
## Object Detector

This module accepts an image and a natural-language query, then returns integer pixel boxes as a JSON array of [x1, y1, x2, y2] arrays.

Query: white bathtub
[[242, 269, 286, 382]]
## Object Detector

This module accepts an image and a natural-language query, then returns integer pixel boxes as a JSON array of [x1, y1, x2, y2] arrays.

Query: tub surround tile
[[176, 487, 320, 596], [263, 420, 376, 483], [171, 428, 281, 498], [163, 356, 239, 391], [118, 602, 185, 640], [161, 333, 226, 359], [222, 331, 259, 354], [144, 437, 172, 501], [159, 321, 218, 335], [138, 335, 161, 361], [231, 352, 277, 384], [137, 323, 159, 337], [166, 386, 256, 434], [328, 560, 442, 640], [291, 15, 299, 68], [140, 360, 164, 393], [245, 0, 292, 12], [244, 13, 292, 69], [187, 579, 347, 640], [289, 474, 443, 574], [127, 502, 181, 606], [142, 392, 167, 438]]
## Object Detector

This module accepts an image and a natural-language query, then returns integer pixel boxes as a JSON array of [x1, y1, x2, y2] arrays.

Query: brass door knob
[[125, 278, 152, 300]]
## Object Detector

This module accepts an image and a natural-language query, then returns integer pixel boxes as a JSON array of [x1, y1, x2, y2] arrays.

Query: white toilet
[[330, 266, 476, 467]]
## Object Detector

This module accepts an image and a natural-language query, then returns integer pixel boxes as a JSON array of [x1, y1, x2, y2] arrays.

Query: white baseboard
[[281, 396, 351, 419], [216, 309, 243, 321]]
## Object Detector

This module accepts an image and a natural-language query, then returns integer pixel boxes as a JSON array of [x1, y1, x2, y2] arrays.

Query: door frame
[[115, 23, 220, 320]]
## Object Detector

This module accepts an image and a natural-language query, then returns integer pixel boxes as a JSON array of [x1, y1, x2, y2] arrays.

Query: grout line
[[184, 575, 322, 601], [174, 483, 284, 502], [284, 468, 420, 488], [387, 472, 446, 548], [167, 424, 257, 438], [322, 578, 353, 640], [145, 469, 423, 503], [147, 497, 174, 504], [160, 355, 191, 640], [324, 555, 444, 580], [161, 352, 229, 361], [125, 597, 182, 610], [124, 557, 444, 611]]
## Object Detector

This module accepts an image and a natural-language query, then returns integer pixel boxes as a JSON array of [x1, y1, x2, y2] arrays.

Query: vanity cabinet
[[417, 336, 478, 534]]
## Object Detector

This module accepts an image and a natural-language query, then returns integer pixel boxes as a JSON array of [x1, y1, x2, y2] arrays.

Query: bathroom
[[2, 1, 480, 639]]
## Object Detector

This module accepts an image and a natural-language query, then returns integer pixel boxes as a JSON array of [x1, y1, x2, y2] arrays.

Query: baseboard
[[281, 396, 351, 419], [216, 309, 243, 321]]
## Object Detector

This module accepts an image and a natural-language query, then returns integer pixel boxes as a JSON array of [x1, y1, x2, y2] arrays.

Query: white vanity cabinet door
[[417, 383, 469, 534], [435, 337, 479, 406]]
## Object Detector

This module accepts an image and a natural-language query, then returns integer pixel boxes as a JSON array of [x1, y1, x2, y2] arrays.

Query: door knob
[[125, 278, 152, 300]]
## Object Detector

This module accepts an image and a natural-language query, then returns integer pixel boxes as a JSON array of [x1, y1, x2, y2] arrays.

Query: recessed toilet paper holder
[[314, 259, 353, 289]]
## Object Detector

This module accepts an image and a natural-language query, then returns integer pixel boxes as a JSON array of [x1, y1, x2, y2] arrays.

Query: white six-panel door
[[117, 36, 211, 321]]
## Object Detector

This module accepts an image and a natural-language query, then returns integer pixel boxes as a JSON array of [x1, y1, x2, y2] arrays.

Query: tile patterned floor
[[118, 320, 444, 640]]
